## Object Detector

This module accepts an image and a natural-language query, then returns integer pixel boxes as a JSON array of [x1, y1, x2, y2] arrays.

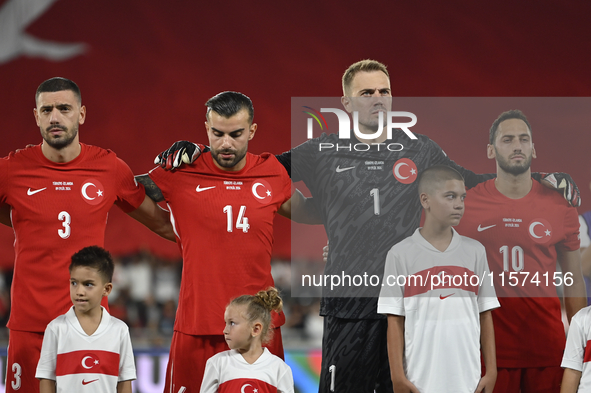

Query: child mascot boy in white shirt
[[36, 246, 136, 393], [377, 165, 500, 393]]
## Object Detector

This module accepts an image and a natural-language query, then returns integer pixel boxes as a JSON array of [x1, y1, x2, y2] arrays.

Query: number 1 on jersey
[[370, 188, 380, 216], [223, 205, 250, 233]]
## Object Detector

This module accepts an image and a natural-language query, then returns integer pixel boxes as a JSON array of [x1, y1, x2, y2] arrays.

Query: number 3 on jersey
[[58, 211, 71, 239], [223, 205, 250, 233]]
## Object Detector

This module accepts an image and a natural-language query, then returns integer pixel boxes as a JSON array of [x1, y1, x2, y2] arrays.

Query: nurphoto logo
[[303, 106, 418, 152]]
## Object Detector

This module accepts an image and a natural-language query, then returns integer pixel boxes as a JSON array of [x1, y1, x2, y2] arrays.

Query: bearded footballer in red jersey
[[137, 91, 293, 393], [0, 78, 175, 393], [455, 110, 586, 393]]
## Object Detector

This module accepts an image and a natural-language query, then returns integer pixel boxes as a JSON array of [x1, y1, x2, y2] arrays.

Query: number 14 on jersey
[[223, 205, 250, 233]]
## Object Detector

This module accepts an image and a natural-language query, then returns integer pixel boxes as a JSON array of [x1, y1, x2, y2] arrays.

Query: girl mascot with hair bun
[[200, 288, 294, 393]]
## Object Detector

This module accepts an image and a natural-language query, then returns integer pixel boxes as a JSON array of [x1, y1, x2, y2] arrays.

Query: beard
[[211, 147, 247, 169], [496, 149, 532, 175], [41, 124, 78, 150]]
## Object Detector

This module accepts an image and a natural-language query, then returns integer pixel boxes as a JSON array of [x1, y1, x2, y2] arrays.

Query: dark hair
[[342, 59, 389, 95], [489, 109, 532, 145], [36, 77, 81, 104], [229, 287, 283, 344], [418, 165, 465, 195], [205, 91, 254, 124], [69, 246, 114, 283]]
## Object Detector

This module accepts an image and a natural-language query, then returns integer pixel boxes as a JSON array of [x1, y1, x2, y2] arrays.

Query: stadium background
[[1, 1, 591, 391]]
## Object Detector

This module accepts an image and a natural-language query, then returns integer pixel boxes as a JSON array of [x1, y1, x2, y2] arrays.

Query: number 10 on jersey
[[223, 205, 250, 233]]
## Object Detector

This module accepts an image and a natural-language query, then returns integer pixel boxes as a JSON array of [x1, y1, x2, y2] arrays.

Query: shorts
[[493, 367, 563, 393], [5, 330, 44, 393], [163, 328, 284, 393], [319, 316, 393, 393]]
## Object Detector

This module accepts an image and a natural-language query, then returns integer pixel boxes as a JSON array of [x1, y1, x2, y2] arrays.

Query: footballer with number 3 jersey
[[138, 91, 292, 393], [0, 78, 174, 393]]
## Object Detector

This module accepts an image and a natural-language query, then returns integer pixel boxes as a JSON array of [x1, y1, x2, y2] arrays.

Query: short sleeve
[[579, 215, 591, 248], [476, 245, 500, 313], [0, 155, 9, 204], [562, 310, 588, 372], [290, 138, 318, 183], [35, 324, 58, 380], [275, 151, 291, 178], [560, 206, 581, 252], [199, 357, 220, 393], [275, 157, 293, 204], [118, 324, 136, 382], [377, 247, 405, 316], [277, 361, 295, 393], [147, 165, 172, 200], [113, 157, 146, 213]]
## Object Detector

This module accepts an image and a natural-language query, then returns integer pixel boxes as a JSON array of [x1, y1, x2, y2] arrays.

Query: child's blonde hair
[[229, 287, 283, 344]]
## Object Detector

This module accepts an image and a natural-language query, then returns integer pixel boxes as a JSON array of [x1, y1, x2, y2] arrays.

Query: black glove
[[537, 172, 581, 207], [153, 141, 202, 171]]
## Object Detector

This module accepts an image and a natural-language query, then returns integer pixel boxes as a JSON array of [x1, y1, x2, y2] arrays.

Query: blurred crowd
[[0, 250, 324, 349]]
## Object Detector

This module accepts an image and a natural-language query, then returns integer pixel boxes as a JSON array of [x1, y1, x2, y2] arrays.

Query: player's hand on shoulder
[[322, 241, 329, 263], [392, 378, 420, 393], [153, 141, 205, 171], [537, 172, 581, 207]]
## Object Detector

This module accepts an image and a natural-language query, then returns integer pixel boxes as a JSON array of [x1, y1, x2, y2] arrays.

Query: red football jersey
[[149, 152, 291, 335], [0, 144, 146, 332], [456, 179, 580, 367]]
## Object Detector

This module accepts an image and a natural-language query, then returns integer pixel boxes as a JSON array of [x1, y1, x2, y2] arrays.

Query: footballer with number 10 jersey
[[456, 179, 580, 368]]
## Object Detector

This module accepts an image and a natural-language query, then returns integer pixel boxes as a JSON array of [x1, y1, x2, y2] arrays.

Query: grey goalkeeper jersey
[[288, 131, 489, 319]]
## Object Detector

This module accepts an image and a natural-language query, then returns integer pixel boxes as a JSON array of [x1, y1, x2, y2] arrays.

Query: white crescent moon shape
[[81, 356, 94, 369], [252, 183, 266, 199], [81, 183, 96, 200], [241, 384, 252, 393], [394, 162, 409, 179], [529, 222, 543, 239]]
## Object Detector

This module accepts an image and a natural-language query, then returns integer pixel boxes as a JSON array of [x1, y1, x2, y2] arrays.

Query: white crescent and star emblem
[[394, 162, 409, 179], [81, 183, 97, 200], [81, 356, 98, 369], [528, 219, 552, 244], [251, 179, 273, 204], [252, 183, 270, 199], [240, 384, 259, 393], [80, 179, 105, 205], [529, 222, 544, 239], [241, 384, 252, 393], [392, 158, 418, 184]]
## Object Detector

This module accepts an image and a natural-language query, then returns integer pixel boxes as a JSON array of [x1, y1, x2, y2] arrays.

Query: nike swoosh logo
[[336, 165, 355, 173], [82, 379, 98, 385], [196, 185, 215, 192], [477, 224, 496, 232], [440, 294, 454, 300], [27, 187, 47, 195]]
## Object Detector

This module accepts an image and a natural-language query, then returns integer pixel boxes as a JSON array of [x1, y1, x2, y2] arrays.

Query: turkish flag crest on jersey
[[528, 218, 553, 244], [80, 178, 105, 206], [56, 350, 119, 376], [393, 158, 418, 184], [251, 179, 273, 205]]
